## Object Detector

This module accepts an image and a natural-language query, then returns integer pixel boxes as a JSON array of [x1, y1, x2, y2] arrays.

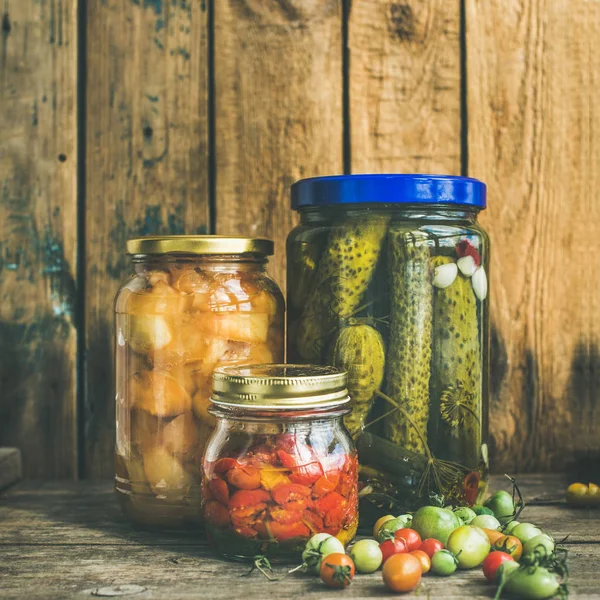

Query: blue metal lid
[[291, 174, 486, 210]]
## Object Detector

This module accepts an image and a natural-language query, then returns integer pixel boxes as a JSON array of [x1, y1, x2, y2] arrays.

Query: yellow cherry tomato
[[373, 515, 395, 539]]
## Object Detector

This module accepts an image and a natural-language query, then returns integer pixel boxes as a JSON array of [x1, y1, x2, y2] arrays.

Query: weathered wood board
[[214, 0, 344, 289], [84, 0, 210, 477], [466, 0, 600, 473], [0, 0, 78, 478], [1, 475, 597, 599], [348, 0, 462, 174]]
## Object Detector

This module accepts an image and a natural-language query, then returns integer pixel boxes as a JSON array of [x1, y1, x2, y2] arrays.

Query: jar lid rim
[[126, 235, 274, 256], [291, 174, 486, 210], [211, 364, 350, 411]]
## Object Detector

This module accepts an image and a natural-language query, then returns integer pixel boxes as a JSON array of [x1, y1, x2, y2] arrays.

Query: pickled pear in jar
[[114, 236, 284, 529], [202, 365, 358, 561]]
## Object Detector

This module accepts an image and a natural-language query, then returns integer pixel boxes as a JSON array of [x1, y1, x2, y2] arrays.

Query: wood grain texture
[[0, 0, 78, 478], [1, 476, 597, 599], [0, 448, 22, 490], [85, 0, 210, 478], [467, 0, 600, 473], [214, 0, 344, 288], [348, 0, 462, 174]]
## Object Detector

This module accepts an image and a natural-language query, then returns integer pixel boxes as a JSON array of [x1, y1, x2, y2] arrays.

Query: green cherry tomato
[[377, 514, 413, 541], [511, 522, 542, 544], [472, 505, 495, 516], [430, 549, 458, 576], [522, 534, 555, 557], [504, 566, 560, 599], [484, 490, 515, 524], [411, 506, 460, 546], [471, 514, 501, 530], [502, 520, 520, 535], [447, 525, 491, 569], [349, 539, 383, 574], [302, 533, 345, 573], [454, 507, 477, 525]]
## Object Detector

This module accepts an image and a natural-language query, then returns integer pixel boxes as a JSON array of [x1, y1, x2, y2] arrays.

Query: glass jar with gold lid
[[202, 364, 358, 561], [114, 235, 284, 529]]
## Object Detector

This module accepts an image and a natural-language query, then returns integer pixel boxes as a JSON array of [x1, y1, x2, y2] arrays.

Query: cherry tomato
[[228, 488, 271, 508], [511, 522, 542, 544], [320, 553, 355, 589], [373, 515, 395, 538], [302, 509, 325, 533], [566, 482, 589, 505], [277, 448, 324, 486], [213, 457, 240, 475], [208, 478, 229, 504], [411, 506, 460, 546], [482, 527, 505, 546], [419, 538, 444, 559], [484, 490, 515, 524], [350, 539, 383, 573], [394, 528, 422, 552], [410, 550, 431, 574], [446, 525, 491, 569], [493, 534, 523, 561], [382, 553, 422, 593], [430, 549, 458, 576], [227, 465, 261, 490], [482, 551, 515, 582], [204, 500, 230, 527], [271, 483, 311, 507], [380, 537, 408, 563], [522, 534, 555, 558], [270, 520, 310, 541], [312, 473, 340, 498], [313, 491, 348, 529]]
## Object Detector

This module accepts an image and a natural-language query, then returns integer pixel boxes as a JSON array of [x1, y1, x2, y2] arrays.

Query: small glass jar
[[202, 365, 358, 562], [114, 236, 284, 529], [286, 175, 490, 526]]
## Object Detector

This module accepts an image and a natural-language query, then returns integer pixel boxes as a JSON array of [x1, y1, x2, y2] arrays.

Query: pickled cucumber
[[296, 217, 389, 361], [430, 256, 481, 466], [383, 230, 432, 454], [329, 325, 386, 434]]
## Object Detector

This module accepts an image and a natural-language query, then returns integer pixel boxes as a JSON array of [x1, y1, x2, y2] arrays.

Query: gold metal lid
[[126, 235, 274, 256], [211, 364, 350, 411]]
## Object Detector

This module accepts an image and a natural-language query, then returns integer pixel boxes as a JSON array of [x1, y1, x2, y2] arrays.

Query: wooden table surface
[[0, 475, 598, 599]]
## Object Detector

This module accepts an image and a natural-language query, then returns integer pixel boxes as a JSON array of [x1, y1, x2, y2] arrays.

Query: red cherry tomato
[[394, 528, 422, 552], [213, 457, 240, 475], [419, 538, 445, 558], [482, 551, 515, 582], [204, 500, 230, 527], [208, 477, 229, 504], [320, 553, 355, 589], [269, 520, 311, 541], [277, 449, 324, 486], [226, 465, 261, 490], [380, 537, 409, 563], [271, 483, 311, 507], [312, 473, 340, 498]]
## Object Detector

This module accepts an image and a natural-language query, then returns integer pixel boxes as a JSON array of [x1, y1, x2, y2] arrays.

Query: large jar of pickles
[[287, 175, 489, 526], [114, 236, 284, 529], [203, 365, 358, 561]]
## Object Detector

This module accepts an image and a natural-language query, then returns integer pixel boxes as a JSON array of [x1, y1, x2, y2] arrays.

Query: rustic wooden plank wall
[[0, 0, 597, 478], [0, 0, 78, 477]]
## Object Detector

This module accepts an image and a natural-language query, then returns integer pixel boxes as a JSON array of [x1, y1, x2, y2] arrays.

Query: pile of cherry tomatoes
[[294, 488, 567, 598]]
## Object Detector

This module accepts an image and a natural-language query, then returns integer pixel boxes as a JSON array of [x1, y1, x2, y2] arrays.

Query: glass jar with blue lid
[[286, 174, 489, 526]]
